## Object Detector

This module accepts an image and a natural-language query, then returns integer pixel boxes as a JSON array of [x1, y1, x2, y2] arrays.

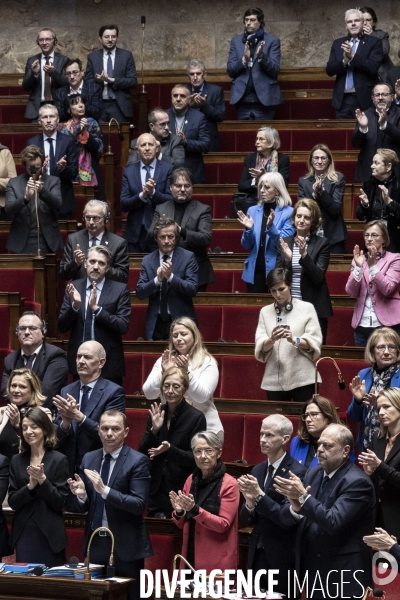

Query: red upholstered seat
[[0, 308, 10, 350], [326, 270, 348, 295], [220, 356, 265, 400], [318, 359, 368, 414], [326, 308, 354, 346], [65, 528, 85, 562], [232, 271, 247, 293], [207, 271, 234, 293], [212, 195, 233, 219], [210, 230, 246, 253], [0, 270, 35, 301], [0, 348, 12, 403], [0, 105, 28, 124], [346, 229, 364, 249], [142, 354, 163, 390], [145, 534, 175, 576], [126, 409, 149, 450], [128, 268, 141, 290], [291, 130, 348, 152], [196, 306, 223, 342], [0, 232, 8, 254], [221, 305, 261, 343], [124, 305, 148, 340], [122, 354, 143, 396], [242, 414, 300, 464], [220, 413, 244, 462]]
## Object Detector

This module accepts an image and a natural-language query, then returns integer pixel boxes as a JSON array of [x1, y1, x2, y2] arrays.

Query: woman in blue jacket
[[237, 172, 294, 293]]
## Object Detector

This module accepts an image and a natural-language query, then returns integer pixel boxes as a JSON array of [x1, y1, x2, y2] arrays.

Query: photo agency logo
[[372, 551, 399, 587]]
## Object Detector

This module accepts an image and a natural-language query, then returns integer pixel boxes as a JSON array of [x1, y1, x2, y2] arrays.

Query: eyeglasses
[[84, 215, 103, 223], [193, 448, 215, 457], [162, 384, 183, 392], [66, 71, 81, 78], [375, 345, 398, 353], [364, 233, 382, 239], [312, 157, 329, 162], [373, 93, 392, 98], [301, 412, 323, 421], [38, 38, 53, 43], [17, 326, 40, 333]]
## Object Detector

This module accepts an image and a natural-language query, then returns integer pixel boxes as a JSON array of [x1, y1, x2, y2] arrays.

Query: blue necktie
[[80, 385, 90, 415], [107, 52, 115, 99], [47, 138, 55, 175], [346, 38, 357, 89], [91, 453, 111, 530], [83, 284, 93, 341], [317, 475, 330, 501], [144, 165, 152, 181]]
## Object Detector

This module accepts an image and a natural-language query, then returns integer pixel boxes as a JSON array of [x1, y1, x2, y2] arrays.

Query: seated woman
[[255, 267, 322, 402], [359, 388, 400, 542], [139, 366, 206, 518], [0, 141, 17, 220], [58, 93, 105, 200], [170, 431, 239, 573], [238, 127, 290, 195], [143, 317, 222, 439], [356, 149, 400, 253], [361, 7, 394, 80], [238, 172, 294, 293], [298, 144, 347, 254], [0, 368, 46, 460], [348, 327, 400, 451], [277, 198, 332, 344], [345, 220, 400, 347], [8, 407, 69, 567]]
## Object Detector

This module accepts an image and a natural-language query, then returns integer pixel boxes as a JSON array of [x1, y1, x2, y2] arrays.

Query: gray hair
[[345, 9, 364, 22], [257, 172, 292, 208], [191, 431, 223, 453], [148, 107, 168, 124], [257, 127, 281, 150], [84, 199, 108, 217], [86, 244, 112, 264], [38, 104, 59, 119], [187, 59, 206, 73], [262, 414, 293, 437]]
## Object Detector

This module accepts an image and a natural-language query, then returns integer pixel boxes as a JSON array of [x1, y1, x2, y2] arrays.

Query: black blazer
[[22, 52, 69, 120], [276, 233, 333, 319], [2, 342, 68, 409], [57, 278, 131, 378], [0, 454, 10, 557], [186, 81, 225, 152], [370, 431, 400, 538], [238, 151, 290, 193], [53, 80, 103, 122], [167, 107, 210, 184], [8, 449, 69, 554]]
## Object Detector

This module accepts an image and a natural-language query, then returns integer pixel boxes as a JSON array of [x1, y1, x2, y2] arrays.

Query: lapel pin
[[281, 468, 286, 473], [105, 241, 109, 245], [184, 120, 188, 125]]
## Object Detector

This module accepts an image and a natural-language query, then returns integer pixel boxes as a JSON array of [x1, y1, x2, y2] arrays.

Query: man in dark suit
[[53, 340, 125, 478], [352, 83, 400, 182], [2, 311, 68, 410], [68, 410, 151, 600], [53, 58, 103, 122], [326, 9, 383, 119], [58, 245, 131, 384], [238, 415, 306, 599], [85, 24, 137, 122], [126, 108, 185, 168], [136, 216, 198, 340], [27, 104, 78, 218], [276, 424, 376, 599], [186, 60, 225, 151], [5, 145, 63, 253], [167, 85, 210, 184], [60, 199, 129, 283], [22, 28, 68, 122], [120, 133, 173, 253], [153, 167, 214, 291]]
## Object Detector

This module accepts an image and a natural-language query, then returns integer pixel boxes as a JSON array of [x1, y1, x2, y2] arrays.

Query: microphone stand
[[140, 17, 146, 93], [106, 118, 123, 154], [30, 167, 42, 258], [84, 526, 115, 580], [314, 356, 345, 396]]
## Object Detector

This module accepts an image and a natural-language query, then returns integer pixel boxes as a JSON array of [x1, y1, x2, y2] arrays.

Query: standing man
[[58, 245, 131, 384], [86, 24, 137, 123], [22, 28, 68, 122], [186, 60, 225, 152], [27, 104, 78, 218], [352, 83, 400, 181], [276, 424, 375, 599], [238, 415, 306, 599], [59, 199, 129, 283], [2, 311, 68, 410], [227, 7, 283, 120], [120, 133, 173, 253], [167, 85, 210, 184], [53, 58, 103, 122], [68, 410, 152, 600], [136, 216, 198, 341], [153, 167, 214, 291], [326, 9, 383, 119], [127, 108, 185, 168]]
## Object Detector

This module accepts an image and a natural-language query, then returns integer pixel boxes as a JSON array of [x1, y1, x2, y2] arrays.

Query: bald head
[[136, 133, 159, 165], [76, 341, 106, 384], [317, 424, 353, 473]]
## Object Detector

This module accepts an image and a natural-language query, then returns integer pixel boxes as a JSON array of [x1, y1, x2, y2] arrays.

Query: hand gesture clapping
[[66, 283, 82, 309], [149, 402, 164, 433], [349, 376, 366, 402], [266, 208, 275, 228], [358, 449, 381, 475], [355, 109, 368, 129], [74, 243, 85, 265], [68, 473, 86, 498], [161, 350, 176, 372], [148, 440, 170, 459], [353, 244, 364, 268], [237, 210, 254, 230], [279, 237, 292, 261]]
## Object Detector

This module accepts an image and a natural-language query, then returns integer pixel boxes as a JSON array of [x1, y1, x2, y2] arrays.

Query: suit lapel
[[98, 278, 111, 308], [181, 200, 196, 229], [33, 345, 46, 374], [385, 433, 400, 463], [108, 445, 128, 488], [55, 132, 65, 163], [78, 279, 87, 322], [84, 377, 104, 418]]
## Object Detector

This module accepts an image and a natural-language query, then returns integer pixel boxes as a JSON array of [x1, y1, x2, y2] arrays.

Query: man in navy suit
[[27, 104, 78, 218], [53, 58, 103, 121], [85, 24, 137, 122], [68, 410, 152, 600], [186, 60, 225, 152], [227, 7, 283, 120], [238, 415, 306, 599], [326, 9, 383, 119], [120, 133, 173, 253], [22, 28, 68, 121], [58, 245, 131, 383], [167, 85, 210, 184], [276, 424, 376, 599], [136, 216, 198, 340]]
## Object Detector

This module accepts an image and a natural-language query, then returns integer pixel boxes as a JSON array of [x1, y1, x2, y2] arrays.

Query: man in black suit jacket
[[276, 424, 375, 599], [2, 311, 68, 410], [69, 410, 151, 600], [153, 167, 214, 290], [136, 216, 198, 340], [58, 245, 131, 383], [27, 104, 78, 217], [22, 28, 68, 121], [60, 199, 129, 283], [352, 83, 400, 182], [186, 60, 225, 152], [85, 24, 137, 122], [239, 415, 306, 598], [326, 9, 383, 119], [53, 58, 103, 121]]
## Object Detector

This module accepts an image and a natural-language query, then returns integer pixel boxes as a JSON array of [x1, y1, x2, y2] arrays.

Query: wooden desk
[[0, 573, 132, 600]]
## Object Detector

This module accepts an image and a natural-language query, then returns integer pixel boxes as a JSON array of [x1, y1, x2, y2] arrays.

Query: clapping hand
[[280, 237, 292, 261], [364, 528, 397, 552], [366, 244, 378, 268], [27, 463, 46, 486], [5, 403, 20, 428], [74, 243, 85, 265], [169, 490, 186, 513], [66, 283, 82, 309], [355, 109, 368, 129], [294, 235, 307, 258], [349, 376, 366, 401], [88, 281, 99, 312], [256, 41, 265, 59], [266, 208, 275, 228], [56, 155, 67, 172], [237, 474, 263, 508], [84, 468, 106, 494], [353, 245, 364, 268], [175, 354, 189, 370], [149, 402, 164, 434], [248, 167, 265, 179], [161, 350, 176, 372], [68, 473, 86, 498], [378, 185, 391, 206], [148, 440, 170, 459], [358, 449, 381, 475], [359, 188, 369, 207], [237, 210, 254, 230]]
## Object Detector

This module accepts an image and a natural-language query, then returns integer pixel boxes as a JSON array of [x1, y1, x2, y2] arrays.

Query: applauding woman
[[345, 221, 400, 347]]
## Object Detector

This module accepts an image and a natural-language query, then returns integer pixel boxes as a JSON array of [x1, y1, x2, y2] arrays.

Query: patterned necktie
[[160, 254, 169, 321], [83, 284, 93, 341], [24, 353, 37, 369], [44, 56, 52, 101], [144, 165, 152, 182], [47, 138, 55, 175], [91, 453, 112, 530], [346, 38, 357, 89], [107, 52, 115, 99]]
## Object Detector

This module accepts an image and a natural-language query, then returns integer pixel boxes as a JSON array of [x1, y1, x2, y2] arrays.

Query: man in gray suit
[[22, 28, 68, 121], [5, 145, 63, 254]]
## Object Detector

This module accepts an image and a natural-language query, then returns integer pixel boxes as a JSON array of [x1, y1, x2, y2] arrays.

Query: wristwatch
[[293, 337, 301, 349], [298, 492, 310, 505]]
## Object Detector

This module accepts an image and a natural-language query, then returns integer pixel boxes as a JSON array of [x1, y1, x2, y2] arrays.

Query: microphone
[[214, 247, 222, 254], [28, 566, 44, 576], [141, 16, 146, 25], [140, 15, 146, 92], [29, 165, 37, 177], [314, 357, 346, 396], [65, 556, 79, 568], [373, 590, 385, 598]]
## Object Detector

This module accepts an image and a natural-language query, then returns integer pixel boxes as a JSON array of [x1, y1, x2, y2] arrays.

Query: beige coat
[[0, 146, 17, 208]]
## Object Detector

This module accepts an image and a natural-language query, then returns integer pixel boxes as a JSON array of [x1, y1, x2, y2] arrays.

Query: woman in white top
[[143, 317, 223, 439]]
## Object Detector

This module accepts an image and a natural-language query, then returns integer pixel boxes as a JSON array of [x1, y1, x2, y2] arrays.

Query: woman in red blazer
[[170, 431, 239, 573]]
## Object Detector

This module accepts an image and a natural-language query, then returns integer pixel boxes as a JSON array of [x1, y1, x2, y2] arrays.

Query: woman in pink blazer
[[170, 431, 239, 573], [346, 220, 400, 347]]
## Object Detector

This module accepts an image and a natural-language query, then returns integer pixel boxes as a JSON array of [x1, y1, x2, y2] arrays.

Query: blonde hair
[[304, 144, 340, 183], [7, 368, 46, 407], [168, 317, 215, 371], [377, 388, 400, 438], [257, 172, 292, 209]]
